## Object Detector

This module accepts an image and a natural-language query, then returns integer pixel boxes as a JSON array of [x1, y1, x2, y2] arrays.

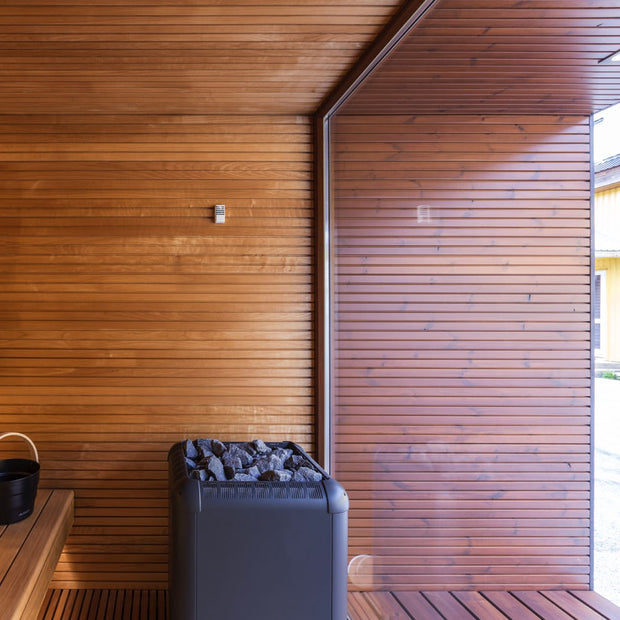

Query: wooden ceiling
[[341, 0, 620, 116], [0, 0, 619, 117], [0, 0, 400, 115]]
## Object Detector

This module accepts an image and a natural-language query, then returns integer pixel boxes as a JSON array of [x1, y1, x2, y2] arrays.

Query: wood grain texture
[[0, 0, 400, 115], [331, 114, 592, 590], [0, 490, 73, 620], [0, 114, 314, 588], [36, 589, 168, 620], [5, 0, 617, 118], [36, 588, 620, 620], [341, 0, 620, 115]]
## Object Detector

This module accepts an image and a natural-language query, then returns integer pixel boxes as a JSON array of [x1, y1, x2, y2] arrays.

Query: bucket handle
[[0, 432, 39, 463]]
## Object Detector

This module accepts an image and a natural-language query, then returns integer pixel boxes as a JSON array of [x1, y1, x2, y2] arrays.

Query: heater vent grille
[[201, 481, 324, 502]]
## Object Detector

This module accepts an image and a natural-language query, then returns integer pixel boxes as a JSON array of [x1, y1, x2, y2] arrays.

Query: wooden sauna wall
[[331, 114, 592, 590], [0, 114, 314, 588]]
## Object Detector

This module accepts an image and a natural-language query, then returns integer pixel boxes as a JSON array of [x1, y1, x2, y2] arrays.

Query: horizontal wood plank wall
[[0, 114, 314, 588], [331, 114, 592, 590]]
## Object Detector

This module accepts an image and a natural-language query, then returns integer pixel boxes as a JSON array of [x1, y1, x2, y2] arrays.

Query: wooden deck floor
[[348, 590, 620, 619], [36, 589, 620, 619]]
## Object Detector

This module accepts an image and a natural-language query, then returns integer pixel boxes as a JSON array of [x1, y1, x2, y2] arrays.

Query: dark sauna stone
[[195, 439, 214, 459], [284, 455, 304, 470], [222, 454, 242, 472], [258, 470, 292, 482], [252, 439, 271, 454], [273, 447, 294, 462], [242, 442, 257, 457], [233, 473, 258, 482], [228, 445, 253, 467], [182, 438, 325, 482], [185, 439, 199, 460], [260, 454, 288, 474], [207, 456, 227, 482], [293, 467, 323, 482], [211, 439, 227, 458], [246, 465, 260, 479]]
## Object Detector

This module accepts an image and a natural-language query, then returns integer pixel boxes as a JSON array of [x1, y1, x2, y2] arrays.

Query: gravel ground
[[594, 378, 620, 606]]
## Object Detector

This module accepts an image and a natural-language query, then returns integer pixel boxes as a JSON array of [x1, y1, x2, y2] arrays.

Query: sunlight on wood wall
[[0, 114, 314, 587], [331, 114, 592, 590]]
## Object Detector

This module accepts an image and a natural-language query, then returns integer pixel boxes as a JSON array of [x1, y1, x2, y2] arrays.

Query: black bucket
[[0, 433, 40, 525]]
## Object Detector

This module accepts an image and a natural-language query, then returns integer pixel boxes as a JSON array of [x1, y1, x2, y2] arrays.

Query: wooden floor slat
[[541, 590, 610, 620], [347, 592, 381, 620], [453, 591, 510, 619], [363, 591, 412, 619], [37, 590, 168, 620], [36, 589, 620, 619], [481, 591, 542, 619], [421, 591, 477, 619], [572, 590, 620, 620], [393, 591, 443, 619], [511, 591, 575, 620]]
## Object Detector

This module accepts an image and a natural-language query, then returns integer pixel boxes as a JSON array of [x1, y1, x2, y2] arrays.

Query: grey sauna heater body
[[168, 440, 349, 620]]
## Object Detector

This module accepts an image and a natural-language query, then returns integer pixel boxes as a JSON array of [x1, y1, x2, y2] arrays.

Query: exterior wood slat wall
[[0, 114, 314, 588], [331, 114, 592, 591]]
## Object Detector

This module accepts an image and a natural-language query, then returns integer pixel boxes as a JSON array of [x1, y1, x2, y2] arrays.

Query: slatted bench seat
[[0, 489, 73, 620]]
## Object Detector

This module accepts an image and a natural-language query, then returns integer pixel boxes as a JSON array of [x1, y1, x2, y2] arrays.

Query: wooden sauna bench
[[0, 489, 73, 620]]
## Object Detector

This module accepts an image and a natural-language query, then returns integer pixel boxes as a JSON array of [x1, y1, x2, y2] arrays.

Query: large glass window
[[593, 104, 620, 606]]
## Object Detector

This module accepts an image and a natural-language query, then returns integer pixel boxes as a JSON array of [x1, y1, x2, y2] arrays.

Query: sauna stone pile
[[183, 438, 324, 483]]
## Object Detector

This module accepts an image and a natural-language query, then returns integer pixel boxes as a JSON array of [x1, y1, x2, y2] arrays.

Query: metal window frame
[[313, 0, 439, 471]]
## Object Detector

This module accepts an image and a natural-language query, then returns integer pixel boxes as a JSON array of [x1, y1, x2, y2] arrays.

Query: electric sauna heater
[[168, 439, 349, 620]]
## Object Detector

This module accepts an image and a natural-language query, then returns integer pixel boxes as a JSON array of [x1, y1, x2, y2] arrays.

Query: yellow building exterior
[[595, 176, 620, 362]]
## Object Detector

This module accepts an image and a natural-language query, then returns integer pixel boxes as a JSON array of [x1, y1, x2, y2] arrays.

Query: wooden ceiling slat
[[0, 26, 382, 35], [0, 0, 400, 114], [341, 0, 620, 115], [433, 8, 619, 18], [6, 0, 398, 5], [0, 0, 618, 118], [0, 6, 396, 17], [439, 0, 619, 8]]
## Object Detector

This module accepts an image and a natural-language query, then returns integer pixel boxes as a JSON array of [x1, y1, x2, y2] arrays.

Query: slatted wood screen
[[0, 114, 314, 587], [331, 114, 592, 590]]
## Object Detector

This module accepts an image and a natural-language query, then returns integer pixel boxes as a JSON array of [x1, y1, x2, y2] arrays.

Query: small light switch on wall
[[214, 204, 225, 224]]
